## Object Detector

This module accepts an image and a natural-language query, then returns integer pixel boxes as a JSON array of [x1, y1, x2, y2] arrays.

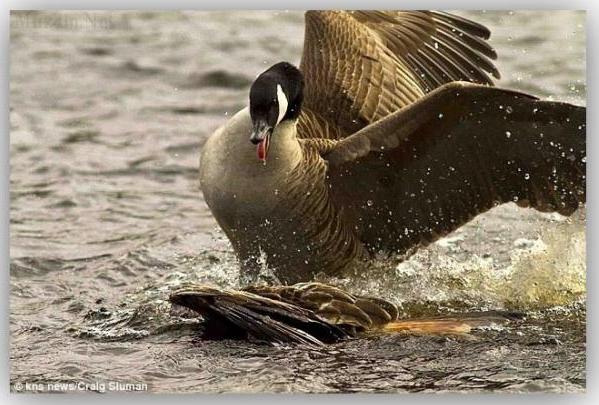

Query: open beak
[[250, 120, 272, 162]]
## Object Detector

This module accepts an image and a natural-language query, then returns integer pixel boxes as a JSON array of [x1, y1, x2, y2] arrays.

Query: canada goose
[[170, 282, 523, 345], [199, 11, 586, 284]]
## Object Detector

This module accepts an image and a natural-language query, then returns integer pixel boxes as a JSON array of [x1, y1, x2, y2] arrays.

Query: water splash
[[325, 215, 585, 313], [75, 212, 587, 341]]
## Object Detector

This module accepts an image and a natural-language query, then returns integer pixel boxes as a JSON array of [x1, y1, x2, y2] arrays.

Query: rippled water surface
[[10, 10, 586, 393]]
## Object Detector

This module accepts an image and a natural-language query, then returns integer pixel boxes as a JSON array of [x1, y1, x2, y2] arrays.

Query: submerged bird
[[199, 11, 586, 284], [170, 282, 522, 345]]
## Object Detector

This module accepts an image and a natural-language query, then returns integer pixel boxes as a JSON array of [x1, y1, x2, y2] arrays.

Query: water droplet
[[524, 173, 530, 180], [366, 200, 374, 207], [505, 131, 512, 138]]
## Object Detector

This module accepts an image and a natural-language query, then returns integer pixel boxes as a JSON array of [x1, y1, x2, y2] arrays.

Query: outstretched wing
[[170, 283, 400, 344], [299, 11, 499, 137], [324, 82, 586, 255]]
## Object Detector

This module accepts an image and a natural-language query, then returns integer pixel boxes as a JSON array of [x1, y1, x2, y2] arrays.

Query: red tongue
[[257, 137, 268, 162]]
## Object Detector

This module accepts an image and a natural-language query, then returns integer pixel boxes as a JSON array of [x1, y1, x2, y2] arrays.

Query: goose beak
[[250, 120, 272, 162]]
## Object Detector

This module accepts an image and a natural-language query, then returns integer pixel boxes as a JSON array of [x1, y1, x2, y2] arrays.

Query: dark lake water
[[10, 10, 586, 393]]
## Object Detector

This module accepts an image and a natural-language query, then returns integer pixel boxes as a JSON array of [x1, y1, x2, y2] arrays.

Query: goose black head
[[249, 62, 304, 162]]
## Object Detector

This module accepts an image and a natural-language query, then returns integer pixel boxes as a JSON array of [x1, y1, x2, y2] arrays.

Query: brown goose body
[[199, 11, 586, 284], [170, 282, 522, 345], [201, 112, 363, 282]]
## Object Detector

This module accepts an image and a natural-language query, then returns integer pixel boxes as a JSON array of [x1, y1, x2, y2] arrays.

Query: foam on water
[[498, 217, 585, 309]]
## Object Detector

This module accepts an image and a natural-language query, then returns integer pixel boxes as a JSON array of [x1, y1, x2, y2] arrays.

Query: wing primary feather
[[435, 30, 500, 79], [431, 10, 492, 39], [429, 38, 494, 84], [423, 42, 474, 82], [404, 54, 442, 90], [416, 48, 456, 83], [433, 18, 498, 60]]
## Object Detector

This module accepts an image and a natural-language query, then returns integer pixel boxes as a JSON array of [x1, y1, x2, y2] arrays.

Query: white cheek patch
[[276, 84, 288, 126]]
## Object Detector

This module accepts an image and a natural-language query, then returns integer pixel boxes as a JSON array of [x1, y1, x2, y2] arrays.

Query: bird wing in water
[[170, 283, 523, 345], [243, 282, 397, 329], [170, 285, 351, 345], [323, 81, 586, 255], [299, 11, 499, 137]]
